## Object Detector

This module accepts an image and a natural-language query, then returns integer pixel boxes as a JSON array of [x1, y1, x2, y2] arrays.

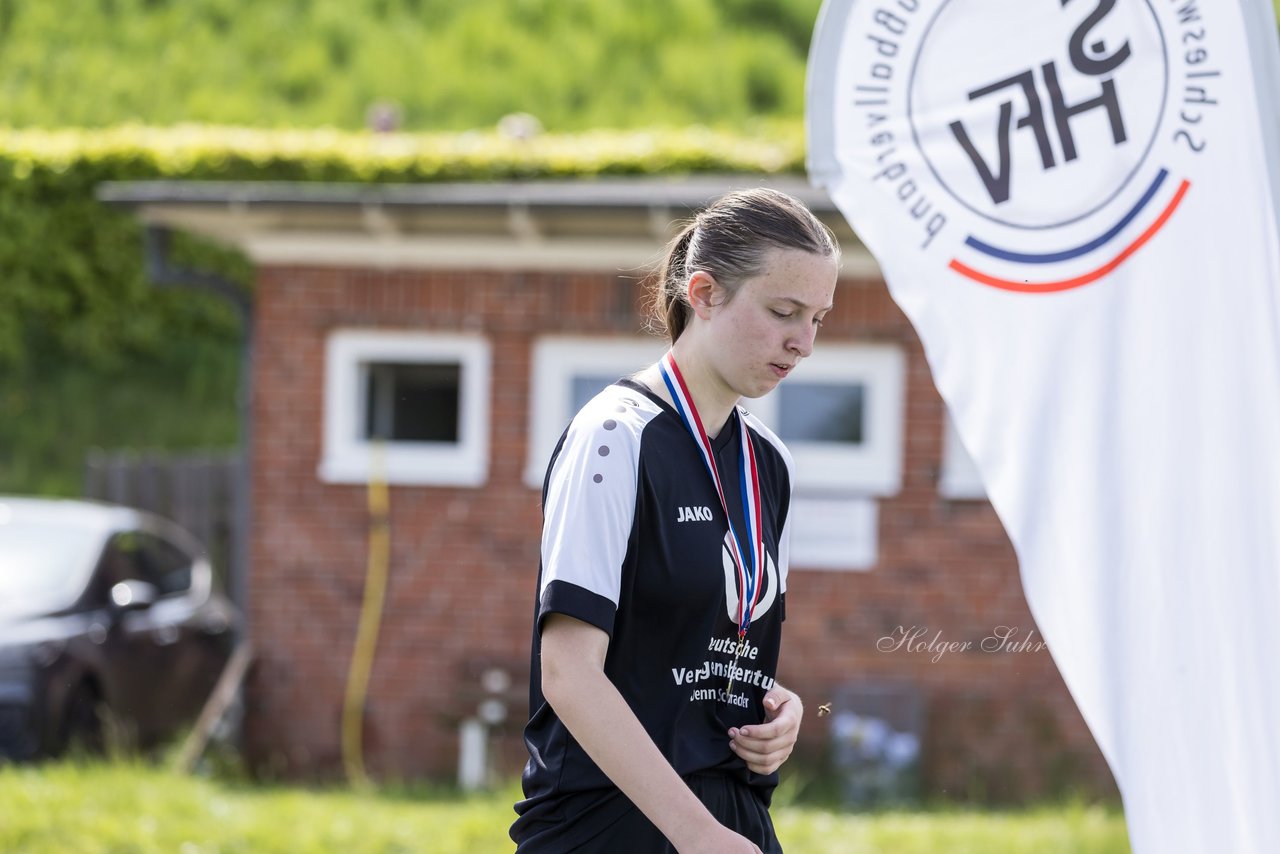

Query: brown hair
[[651, 188, 839, 342]]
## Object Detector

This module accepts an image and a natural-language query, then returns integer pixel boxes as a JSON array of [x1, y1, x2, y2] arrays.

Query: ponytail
[[653, 221, 698, 342]]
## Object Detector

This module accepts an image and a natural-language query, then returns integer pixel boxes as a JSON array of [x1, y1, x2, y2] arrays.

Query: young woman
[[511, 188, 840, 853]]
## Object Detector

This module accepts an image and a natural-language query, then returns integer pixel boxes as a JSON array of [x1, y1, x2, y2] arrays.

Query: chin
[[739, 378, 781, 400]]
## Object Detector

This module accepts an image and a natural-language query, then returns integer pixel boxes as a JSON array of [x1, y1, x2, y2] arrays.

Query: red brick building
[[108, 176, 1116, 801]]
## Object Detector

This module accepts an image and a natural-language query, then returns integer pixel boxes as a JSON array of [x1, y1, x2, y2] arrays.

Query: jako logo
[[899, 0, 1193, 294], [677, 505, 714, 523]]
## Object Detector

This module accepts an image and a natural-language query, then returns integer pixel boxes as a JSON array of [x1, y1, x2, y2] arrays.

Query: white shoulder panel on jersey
[[739, 406, 794, 596], [540, 383, 662, 608]]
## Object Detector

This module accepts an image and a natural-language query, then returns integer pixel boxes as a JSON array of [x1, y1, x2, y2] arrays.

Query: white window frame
[[750, 343, 906, 497], [788, 495, 879, 571], [939, 412, 987, 499], [523, 336, 902, 571], [525, 335, 667, 488], [318, 329, 491, 487]]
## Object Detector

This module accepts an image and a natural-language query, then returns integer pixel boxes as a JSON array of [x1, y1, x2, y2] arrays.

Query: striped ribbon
[[658, 352, 765, 639]]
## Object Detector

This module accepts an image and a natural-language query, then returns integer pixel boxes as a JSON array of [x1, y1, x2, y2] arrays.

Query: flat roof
[[98, 176, 876, 275], [98, 175, 843, 212]]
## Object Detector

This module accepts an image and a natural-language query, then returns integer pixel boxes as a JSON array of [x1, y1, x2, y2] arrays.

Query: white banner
[[807, 2, 1280, 851]]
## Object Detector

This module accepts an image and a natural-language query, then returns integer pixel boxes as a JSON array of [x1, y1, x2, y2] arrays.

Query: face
[[694, 246, 838, 400]]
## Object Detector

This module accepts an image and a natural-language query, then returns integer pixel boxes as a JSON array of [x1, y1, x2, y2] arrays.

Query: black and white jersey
[[511, 378, 794, 852]]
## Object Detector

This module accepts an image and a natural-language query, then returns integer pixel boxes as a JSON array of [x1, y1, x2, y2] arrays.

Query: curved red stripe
[[950, 180, 1191, 294], [665, 353, 754, 627], [665, 354, 712, 457], [745, 434, 764, 615]]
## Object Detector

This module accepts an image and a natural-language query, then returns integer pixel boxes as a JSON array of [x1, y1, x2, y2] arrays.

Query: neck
[[650, 341, 738, 438]]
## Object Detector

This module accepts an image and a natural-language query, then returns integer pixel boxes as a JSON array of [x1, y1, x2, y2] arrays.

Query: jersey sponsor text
[[676, 505, 714, 523]]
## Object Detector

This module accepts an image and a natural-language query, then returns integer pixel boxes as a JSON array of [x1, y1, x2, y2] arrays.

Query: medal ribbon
[[658, 352, 766, 643]]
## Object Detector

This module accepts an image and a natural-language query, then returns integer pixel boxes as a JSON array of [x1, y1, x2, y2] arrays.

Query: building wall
[[246, 263, 1117, 801]]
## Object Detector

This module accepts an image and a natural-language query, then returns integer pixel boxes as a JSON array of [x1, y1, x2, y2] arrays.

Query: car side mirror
[[110, 580, 159, 613]]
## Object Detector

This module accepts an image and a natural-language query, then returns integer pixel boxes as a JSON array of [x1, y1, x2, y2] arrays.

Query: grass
[[2, 760, 507, 854], [0, 760, 1131, 853], [772, 803, 1129, 854]]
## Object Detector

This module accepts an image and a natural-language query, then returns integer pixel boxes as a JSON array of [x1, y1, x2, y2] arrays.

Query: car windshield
[[0, 515, 103, 618]]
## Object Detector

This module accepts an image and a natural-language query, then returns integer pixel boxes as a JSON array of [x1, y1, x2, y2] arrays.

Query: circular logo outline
[[907, 0, 1170, 232]]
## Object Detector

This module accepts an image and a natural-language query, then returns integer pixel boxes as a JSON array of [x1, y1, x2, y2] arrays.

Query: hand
[[677, 822, 763, 854], [728, 686, 803, 775]]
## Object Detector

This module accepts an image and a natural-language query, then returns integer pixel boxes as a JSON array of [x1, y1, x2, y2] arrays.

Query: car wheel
[[59, 681, 108, 757]]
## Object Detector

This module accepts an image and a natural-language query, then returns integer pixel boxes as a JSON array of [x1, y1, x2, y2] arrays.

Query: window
[[750, 343, 906, 497], [525, 337, 904, 571], [365, 363, 461, 442], [787, 495, 879, 571], [939, 412, 987, 499], [525, 336, 666, 487], [320, 330, 491, 486], [748, 343, 904, 572], [137, 534, 194, 597], [94, 533, 147, 606]]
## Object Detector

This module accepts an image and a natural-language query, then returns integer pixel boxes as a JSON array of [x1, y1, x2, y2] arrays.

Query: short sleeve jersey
[[511, 378, 795, 851]]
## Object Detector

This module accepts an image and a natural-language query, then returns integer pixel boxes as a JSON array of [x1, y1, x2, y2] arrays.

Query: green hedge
[[2, 124, 804, 182], [0, 124, 803, 495]]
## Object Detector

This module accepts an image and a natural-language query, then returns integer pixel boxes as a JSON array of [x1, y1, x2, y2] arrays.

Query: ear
[[686, 270, 720, 320]]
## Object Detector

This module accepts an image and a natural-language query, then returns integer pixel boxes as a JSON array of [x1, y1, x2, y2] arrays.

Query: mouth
[[769, 362, 794, 379]]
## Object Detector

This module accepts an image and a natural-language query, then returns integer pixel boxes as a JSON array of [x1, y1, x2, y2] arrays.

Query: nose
[[787, 323, 816, 359]]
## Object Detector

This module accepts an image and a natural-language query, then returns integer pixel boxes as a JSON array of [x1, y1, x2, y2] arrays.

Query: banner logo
[[841, 0, 1208, 294]]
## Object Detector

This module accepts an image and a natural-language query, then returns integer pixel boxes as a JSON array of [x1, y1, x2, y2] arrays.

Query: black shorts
[[558, 773, 783, 853]]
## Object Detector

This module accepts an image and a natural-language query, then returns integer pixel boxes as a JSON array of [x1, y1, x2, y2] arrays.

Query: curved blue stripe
[[736, 446, 757, 612], [966, 169, 1169, 264]]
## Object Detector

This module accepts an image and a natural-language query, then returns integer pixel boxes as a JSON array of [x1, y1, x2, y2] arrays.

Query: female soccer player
[[511, 188, 840, 853]]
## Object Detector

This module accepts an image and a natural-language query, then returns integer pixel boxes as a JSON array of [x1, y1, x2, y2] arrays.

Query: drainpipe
[[141, 225, 253, 620]]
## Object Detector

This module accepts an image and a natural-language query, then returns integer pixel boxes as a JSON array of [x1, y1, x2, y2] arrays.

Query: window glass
[[138, 534, 193, 596], [778, 382, 865, 444], [570, 374, 624, 413], [92, 533, 146, 606], [363, 362, 461, 442]]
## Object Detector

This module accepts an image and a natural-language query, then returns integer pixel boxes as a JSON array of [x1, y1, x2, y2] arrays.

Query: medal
[[658, 352, 766, 699]]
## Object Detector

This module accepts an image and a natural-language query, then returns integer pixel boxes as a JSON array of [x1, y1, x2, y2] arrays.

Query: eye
[[770, 309, 791, 319], [813, 316, 825, 328]]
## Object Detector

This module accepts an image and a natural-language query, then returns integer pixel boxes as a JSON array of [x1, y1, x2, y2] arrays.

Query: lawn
[[1, 761, 1130, 853]]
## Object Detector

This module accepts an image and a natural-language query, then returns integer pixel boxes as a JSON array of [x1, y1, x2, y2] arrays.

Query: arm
[[728, 684, 804, 775], [541, 613, 762, 854]]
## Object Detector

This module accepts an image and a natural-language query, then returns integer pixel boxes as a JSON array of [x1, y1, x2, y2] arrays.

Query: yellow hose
[[342, 441, 390, 790]]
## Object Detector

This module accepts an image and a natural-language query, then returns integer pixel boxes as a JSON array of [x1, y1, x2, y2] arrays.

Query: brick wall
[[245, 264, 1117, 801]]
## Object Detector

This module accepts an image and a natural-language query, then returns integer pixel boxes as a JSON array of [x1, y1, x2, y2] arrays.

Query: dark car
[[0, 496, 241, 761]]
